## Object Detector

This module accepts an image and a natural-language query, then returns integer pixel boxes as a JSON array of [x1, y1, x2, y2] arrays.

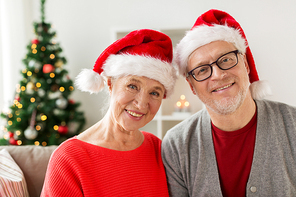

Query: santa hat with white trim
[[175, 9, 271, 100], [75, 29, 177, 98]]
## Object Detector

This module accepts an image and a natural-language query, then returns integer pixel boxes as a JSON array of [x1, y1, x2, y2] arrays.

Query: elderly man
[[162, 9, 296, 197]]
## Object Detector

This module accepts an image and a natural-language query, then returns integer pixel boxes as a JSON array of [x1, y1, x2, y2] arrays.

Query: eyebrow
[[129, 78, 141, 84], [129, 77, 164, 92], [191, 49, 236, 67]]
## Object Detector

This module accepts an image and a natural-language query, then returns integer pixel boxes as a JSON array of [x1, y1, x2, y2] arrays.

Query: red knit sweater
[[41, 131, 169, 197]]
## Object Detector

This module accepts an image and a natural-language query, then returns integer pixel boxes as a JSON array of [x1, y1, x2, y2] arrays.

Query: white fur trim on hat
[[250, 80, 272, 100], [175, 24, 247, 77], [75, 69, 105, 94], [101, 54, 177, 97]]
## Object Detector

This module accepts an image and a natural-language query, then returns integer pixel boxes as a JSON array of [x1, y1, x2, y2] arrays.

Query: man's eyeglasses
[[186, 50, 240, 82]]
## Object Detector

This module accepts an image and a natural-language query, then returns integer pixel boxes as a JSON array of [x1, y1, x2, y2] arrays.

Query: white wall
[[8, 0, 296, 129]]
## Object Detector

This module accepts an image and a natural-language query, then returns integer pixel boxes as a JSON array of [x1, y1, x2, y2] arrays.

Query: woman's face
[[108, 75, 165, 132]]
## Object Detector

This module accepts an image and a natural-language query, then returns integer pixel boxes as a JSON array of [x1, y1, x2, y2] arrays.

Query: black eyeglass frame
[[186, 50, 240, 82]]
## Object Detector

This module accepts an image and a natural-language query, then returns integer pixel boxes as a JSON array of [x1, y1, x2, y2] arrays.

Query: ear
[[186, 78, 197, 95], [107, 78, 113, 94], [242, 54, 250, 74]]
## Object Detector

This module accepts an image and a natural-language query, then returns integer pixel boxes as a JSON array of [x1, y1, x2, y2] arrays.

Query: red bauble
[[9, 138, 17, 145], [43, 64, 55, 73], [31, 39, 40, 44], [58, 125, 69, 135], [8, 132, 14, 138], [69, 99, 75, 104]]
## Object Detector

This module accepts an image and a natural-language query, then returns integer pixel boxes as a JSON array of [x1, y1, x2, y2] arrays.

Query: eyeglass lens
[[190, 50, 238, 81]]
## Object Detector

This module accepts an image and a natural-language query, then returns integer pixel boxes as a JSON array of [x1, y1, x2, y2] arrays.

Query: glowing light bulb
[[50, 54, 55, 59], [176, 101, 182, 107], [59, 87, 65, 92], [41, 115, 47, 121]]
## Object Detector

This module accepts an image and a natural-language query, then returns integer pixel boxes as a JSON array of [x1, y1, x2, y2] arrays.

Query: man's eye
[[128, 85, 137, 90], [221, 58, 230, 63], [196, 66, 210, 76]]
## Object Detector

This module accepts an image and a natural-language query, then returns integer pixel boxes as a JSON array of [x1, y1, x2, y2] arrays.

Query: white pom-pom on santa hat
[[75, 29, 177, 98], [75, 69, 105, 94], [175, 9, 272, 100]]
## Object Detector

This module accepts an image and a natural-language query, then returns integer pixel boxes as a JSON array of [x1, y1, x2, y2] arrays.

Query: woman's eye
[[150, 92, 160, 97]]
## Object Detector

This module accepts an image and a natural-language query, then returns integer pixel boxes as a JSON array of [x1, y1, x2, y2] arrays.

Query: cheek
[[110, 92, 132, 113], [149, 100, 162, 114]]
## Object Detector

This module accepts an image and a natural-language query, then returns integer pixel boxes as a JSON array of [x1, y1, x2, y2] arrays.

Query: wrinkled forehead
[[188, 41, 237, 68]]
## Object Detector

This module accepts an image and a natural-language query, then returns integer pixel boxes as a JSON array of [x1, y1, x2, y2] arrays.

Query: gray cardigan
[[162, 99, 296, 196]]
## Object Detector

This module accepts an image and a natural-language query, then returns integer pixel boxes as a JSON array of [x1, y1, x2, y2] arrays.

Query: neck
[[208, 94, 256, 131], [78, 111, 144, 151]]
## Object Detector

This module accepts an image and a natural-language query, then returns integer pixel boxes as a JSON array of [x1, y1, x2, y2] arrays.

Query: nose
[[133, 91, 149, 109], [210, 64, 226, 80]]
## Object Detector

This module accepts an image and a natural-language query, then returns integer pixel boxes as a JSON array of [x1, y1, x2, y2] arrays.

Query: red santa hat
[[75, 29, 177, 98], [175, 9, 271, 100]]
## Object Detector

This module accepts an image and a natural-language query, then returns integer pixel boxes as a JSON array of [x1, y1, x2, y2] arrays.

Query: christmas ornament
[[31, 39, 40, 44], [38, 89, 46, 97], [55, 60, 63, 68], [53, 108, 63, 116], [15, 94, 20, 101], [24, 127, 38, 140], [7, 132, 14, 138], [24, 110, 38, 140], [9, 138, 18, 145], [58, 125, 68, 135], [43, 64, 55, 73], [48, 91, 62, 99], [26, 82, 35, 94], [29, 60, 42, 69], [56, 97, 68, 109], [55, 67, 62, 74]]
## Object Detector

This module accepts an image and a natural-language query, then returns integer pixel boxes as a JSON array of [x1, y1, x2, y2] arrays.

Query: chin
[[203, 89, 247, 115]]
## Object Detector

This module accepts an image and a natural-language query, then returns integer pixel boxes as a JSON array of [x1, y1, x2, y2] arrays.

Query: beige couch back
[[0, 145, 57, 197]]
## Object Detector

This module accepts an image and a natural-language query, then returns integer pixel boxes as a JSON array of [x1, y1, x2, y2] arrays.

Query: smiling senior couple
[[41, 9, 296, 197]]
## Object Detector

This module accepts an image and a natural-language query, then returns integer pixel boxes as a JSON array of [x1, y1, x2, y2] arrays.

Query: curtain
[[0, 0, 35, 133], [0, 0, 34, 113]]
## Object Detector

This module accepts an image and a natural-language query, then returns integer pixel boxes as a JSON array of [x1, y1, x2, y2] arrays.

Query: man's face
[[186, 41, 251, 115]]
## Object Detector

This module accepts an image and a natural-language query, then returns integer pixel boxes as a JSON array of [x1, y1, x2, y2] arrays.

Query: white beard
[[197, 82, 249, 115]]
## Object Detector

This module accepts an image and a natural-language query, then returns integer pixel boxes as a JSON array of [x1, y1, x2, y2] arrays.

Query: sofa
[[0, 145, 58, 197]]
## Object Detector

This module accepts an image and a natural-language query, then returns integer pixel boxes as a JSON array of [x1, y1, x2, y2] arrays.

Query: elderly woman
[[41, 29, 177, 196]]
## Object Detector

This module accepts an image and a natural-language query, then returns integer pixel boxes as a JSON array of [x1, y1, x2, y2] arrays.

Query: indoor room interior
[[1, 0, 296, 139], [1, 0, 296, 196]]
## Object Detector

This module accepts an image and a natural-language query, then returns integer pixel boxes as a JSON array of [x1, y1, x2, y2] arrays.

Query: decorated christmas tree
[[0, 0, 85, 146]]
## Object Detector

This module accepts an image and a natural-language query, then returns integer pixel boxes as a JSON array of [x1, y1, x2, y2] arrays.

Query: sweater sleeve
[[162, 129, 189, 197], [40, 143, 84, 197]]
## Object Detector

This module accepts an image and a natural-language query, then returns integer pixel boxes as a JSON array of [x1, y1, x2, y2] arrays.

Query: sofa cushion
[[0, 149, 29, 196], [0, 145, 57, 197]]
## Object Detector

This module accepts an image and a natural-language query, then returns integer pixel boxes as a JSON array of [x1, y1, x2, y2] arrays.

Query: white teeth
[[214, 84, 232, 92], [127, 110, 143, 117]]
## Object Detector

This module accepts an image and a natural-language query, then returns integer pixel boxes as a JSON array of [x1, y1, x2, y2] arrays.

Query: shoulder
[[256, 99, 296, 117], [256, 99, 296, 138], [162, 108, 211, 154], [50, 137, 89, 163], [141, 131, 161, 147], [163, 109, 210, 143]]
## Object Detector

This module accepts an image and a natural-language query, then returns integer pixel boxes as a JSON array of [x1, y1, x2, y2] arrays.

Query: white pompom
[[75, 69, 105, 94], [250, 80, 272, 100]]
